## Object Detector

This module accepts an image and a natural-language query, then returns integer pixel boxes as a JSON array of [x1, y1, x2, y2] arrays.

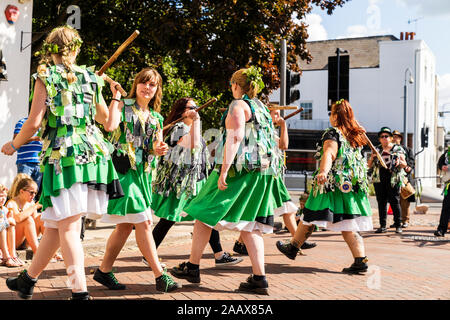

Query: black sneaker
[[389, 223, 396, 228], [401, 222, 409, 228], [215, 252, 243, 268], [69, 291, 92, 300], [155, 270, 182, 292], [434, 230, 445, 237], [375, 227, 387, 233], [170, 262, 200, 283], [237, 275, 269, 295], [395, 227, 403, 234], [300, 241, 317, 250], [233, 241, 248, 255], [342, 257, 369, 274], [6, 269, 37, 300], [93, 269, 126, 290], [276, 240, 299, 260]]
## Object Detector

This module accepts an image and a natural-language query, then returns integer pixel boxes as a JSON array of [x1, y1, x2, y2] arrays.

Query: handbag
[[400, 177, 415, 200]]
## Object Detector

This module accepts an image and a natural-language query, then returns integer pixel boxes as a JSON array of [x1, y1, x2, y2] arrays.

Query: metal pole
[[404, 83, 408, 147], [337, 49, 340, 100], [280, 39, 287, 110]]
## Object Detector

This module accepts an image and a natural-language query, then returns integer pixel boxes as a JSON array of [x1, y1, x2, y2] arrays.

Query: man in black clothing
[[435, 149, 450, 237], [392, 130, 415, 228], [368, 127, 408, 234]]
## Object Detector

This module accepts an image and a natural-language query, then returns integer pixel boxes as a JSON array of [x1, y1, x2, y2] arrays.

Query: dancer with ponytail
[[170, 66, 282, 295], [93, 68, 181, 293], [1, 25, 124, 300], [151, 97, 243, 268], [276, 99, 373, 274]]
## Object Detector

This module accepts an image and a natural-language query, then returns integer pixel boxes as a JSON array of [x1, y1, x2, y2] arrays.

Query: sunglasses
[[187, 105, 198, 110], [25, 189, 37, 196], [379, 135, 390, 139]]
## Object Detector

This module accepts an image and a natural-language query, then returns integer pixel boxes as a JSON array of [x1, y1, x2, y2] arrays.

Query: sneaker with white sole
[[215, 252, 243, 268]]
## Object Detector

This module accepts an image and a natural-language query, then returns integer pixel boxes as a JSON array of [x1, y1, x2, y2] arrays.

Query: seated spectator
[[0, 184, 22, 267]]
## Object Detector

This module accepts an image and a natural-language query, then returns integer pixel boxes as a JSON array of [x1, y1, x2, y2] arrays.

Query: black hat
[[392, 130, 402, 138], [378, 127, 393, 137]]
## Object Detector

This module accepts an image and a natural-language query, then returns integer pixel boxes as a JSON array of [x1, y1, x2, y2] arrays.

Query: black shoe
[[342, 257, 369, 274], [401, 222, 409, 228], [155, 270, 182, 292], [389, 223, 396, 228], [69, 291, 92, 300], [375, 227, 387, 233], [395, 227, 403, 234], [276, 240, 299, 260], [300, 241, 317, 250], [170, 262, 200, 283], [233, 241, 248, 255], [237, 275, 269, 295], [215, 252, 243, 268], [434, 230, 445, 237], [6, 270, 37, 300], [93, 269, 126, 290]]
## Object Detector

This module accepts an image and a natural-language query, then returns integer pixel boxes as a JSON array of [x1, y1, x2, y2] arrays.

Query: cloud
[[293, 13, 328, 41], [396, 0, 450, 17]]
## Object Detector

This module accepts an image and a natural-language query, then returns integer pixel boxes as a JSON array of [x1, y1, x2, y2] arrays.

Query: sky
[[303, 0, 450, 130]]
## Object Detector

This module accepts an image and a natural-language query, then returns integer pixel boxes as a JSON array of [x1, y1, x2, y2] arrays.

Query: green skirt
[[271, 176, 298, 216], [151, 179, 206, 222], [302, 188, 373, 231], [183, 169, 276, 233], [40, 156, 123, 211], [106, 163, 152, 216]]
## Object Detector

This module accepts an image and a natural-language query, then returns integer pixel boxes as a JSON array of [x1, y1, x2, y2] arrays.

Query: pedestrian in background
[[435, 148, 450, 237], [392, 130, 415, 228], [368, 127, 407, 234]]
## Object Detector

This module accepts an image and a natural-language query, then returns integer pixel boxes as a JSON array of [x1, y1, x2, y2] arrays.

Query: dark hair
[[163, 97, 193, 137], [330, 100, 366, 148]]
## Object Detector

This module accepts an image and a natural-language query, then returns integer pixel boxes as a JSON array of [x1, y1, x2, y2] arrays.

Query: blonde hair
[[128, 68, 163, 113], [230, 68, 260, 99], [37, 25, 82, 84], [8, 174, 36, 199]]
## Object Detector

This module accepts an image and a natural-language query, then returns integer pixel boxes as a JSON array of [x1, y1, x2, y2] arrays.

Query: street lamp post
[[336, 48, 348, 100], [404, 67, 414, 147]]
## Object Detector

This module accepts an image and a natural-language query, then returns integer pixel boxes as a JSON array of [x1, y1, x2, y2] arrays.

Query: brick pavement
[[0, 195, 449, 300]]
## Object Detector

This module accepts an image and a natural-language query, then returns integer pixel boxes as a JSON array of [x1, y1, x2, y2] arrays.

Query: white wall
[[0, 1, 33, 186]]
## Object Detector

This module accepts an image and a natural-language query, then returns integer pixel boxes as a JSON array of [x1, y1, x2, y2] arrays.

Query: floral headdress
[[243, 66, 265, 93], [35, 35, 83, 57], [335, 99, 345, 105]]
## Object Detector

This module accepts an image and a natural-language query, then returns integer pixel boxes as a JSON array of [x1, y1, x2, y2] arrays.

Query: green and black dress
[[151, 121, 208, 222], [302, 127, 373, 231], [183, 95, 282, 234], [35, 64, 123, 228], [101, 99, 163, 224]]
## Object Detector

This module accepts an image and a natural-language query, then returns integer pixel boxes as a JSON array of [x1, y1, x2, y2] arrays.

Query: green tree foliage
[[32, 0, 347, 128]]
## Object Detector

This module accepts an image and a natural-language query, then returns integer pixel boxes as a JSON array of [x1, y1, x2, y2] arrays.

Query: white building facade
[[0, 0, 34, 186], [271, 35, 438, 188]]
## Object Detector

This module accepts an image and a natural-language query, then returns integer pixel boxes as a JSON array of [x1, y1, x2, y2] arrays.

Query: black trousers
[[437, 190, 450, 235], [374, 182, 402, 228], [152, 218, 223, 253]]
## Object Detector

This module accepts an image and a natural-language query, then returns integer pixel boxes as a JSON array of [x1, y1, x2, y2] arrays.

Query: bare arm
[[277, 118, 289, 150], [316, 140, 338, 184], [6, 201, 39, 224], [2, 79, 47, 155], [95, 78, 123, 131]]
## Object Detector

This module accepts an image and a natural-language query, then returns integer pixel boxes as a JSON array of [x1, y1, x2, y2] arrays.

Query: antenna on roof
[[408, 17, 424, 34]]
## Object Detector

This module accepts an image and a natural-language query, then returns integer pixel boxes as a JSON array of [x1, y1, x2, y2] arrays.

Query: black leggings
[[152, 218, 223, 253]]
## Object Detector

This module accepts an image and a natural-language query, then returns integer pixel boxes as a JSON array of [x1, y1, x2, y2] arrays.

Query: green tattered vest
[[34, 64, 114, 175], [108, 99, 163, 173], [312, 127, 370, 196], [215, 95, 282, 176]]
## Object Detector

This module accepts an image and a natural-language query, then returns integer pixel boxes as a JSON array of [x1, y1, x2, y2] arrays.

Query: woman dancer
[[151, 97, 242, 268], [170, 66, 281, 295], [2, 25, 124, 300], [276, 99, 372, 274], [93, 68, 180, 293]]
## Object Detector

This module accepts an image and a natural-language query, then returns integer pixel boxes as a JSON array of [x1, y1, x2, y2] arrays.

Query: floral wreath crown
[[35, 26, 83, 57], [243, 66, 265, 93]]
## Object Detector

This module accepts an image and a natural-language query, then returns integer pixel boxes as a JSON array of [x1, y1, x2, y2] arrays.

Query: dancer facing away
[[233, 109, 316, 254], [276, 99, 373, 274], [170, 66, 282, 295], [93, 68, 181, 293], [2, 25, 124, 300], [151, 97, 243, 268]]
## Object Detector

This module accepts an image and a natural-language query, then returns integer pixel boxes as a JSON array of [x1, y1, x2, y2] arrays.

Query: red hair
[[331, 100, 366, 148]]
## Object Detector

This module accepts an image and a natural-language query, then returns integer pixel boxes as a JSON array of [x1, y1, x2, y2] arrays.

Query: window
[[299, 102, 313, 120]]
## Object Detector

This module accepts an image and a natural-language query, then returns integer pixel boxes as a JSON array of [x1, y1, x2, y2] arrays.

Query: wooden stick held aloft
[[365, 133, 388, 169], [283, 107, 304, 120], [102, 74, 127, 96], [98, 30, 140, 76], [163, 98, 217, 131]]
